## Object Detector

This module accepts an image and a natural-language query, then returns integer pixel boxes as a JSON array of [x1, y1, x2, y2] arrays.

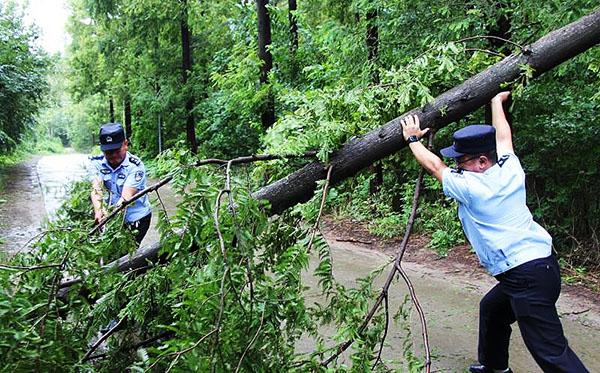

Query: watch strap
[[407, 135, 420, 143]]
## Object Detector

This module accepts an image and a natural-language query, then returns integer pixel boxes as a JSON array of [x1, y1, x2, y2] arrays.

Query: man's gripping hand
[[492, 91, 511, 105], [94, 209, 106, 224], [401, 114, 430, 142]]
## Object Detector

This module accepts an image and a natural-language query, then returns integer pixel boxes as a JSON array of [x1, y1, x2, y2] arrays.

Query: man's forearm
[[91, 178, 106, 222], [491, 92, 513, 153], [408, 141, 447, 181], [401, 114, 447, 181], [492, 101, 511, 137], [91, 190, 103, 212]]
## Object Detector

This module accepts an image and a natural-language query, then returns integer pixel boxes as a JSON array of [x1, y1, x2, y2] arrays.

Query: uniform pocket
[[102, 174, 112, 189], [498, 268, 529, 292]]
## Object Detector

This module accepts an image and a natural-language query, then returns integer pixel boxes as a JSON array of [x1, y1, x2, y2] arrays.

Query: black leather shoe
[[469, 364, 513, 373]]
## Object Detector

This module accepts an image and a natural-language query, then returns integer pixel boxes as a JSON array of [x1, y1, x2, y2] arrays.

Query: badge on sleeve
[[498, 154, 510, 167], [135, 170, 144, 182]]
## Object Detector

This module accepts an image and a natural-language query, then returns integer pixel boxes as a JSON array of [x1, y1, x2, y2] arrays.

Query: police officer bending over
[[401, 91, 588, 373], [89, 123, 152, 244]]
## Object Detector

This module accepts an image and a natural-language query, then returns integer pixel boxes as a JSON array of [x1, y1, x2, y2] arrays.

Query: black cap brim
[[440, 145, 465, 158], [100, 142, 123, 151]]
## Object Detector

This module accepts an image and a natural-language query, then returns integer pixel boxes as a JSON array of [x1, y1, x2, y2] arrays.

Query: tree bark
[[256, 0, 275, 129], [366, 7, 383, 194], [485, 0, 513, 126], [109, 96, 115, 123], [60, 9, 600, 288], [289, 0, 298, 53], [366, 8, 379, 85], [288, 0, 299, 80], [181, 0, 198, 154], [253, 9, 600, 215], [124, 96, 132, 140]]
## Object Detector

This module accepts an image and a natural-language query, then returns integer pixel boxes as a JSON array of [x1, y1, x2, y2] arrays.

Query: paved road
[[0, 156, 46, 254]]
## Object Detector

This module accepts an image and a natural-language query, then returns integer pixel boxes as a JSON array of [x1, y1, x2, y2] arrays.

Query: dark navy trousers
[[126, 213, 152, 244], [478, 255, 588, 372]]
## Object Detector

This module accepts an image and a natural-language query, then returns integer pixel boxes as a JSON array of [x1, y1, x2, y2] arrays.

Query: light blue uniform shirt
[[442, 152, 551, 276], [89, 152, 151, 223]]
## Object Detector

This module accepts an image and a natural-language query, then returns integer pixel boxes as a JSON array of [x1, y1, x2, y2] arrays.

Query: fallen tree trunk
[[60, 9, 600, 289], [254, 9, 600, 214], [58, 241, 163, 290]]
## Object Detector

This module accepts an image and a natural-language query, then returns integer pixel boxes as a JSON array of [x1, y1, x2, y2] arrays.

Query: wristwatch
[[407, 135, 420, 143]]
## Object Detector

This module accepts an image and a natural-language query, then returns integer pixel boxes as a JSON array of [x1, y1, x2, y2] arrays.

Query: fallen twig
[[335, 237, 373, 245], [306, 165, 333, 253], [90, 152, 317, 238], [372, 294, 390, 369], [15, 227, 72, 252], [234, 303, 266, 373], [456, 35, 526, 52], [154, 188, 172, 228], [560, 308, 591, 316], [194, 151, 316, 167], [465, 48, 505, 57], [0, 263, 62, 272], [90, 175, 173, 236], [81, 318, 126, 362], [145, 328, 218, 372]]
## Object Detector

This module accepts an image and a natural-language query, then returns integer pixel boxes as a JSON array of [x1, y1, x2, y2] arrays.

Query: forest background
[[0, 0, 599, 371]]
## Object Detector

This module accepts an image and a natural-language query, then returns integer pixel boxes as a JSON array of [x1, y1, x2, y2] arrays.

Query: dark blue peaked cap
[[440, 124, 496, 158], [99, 123, 125, 151]]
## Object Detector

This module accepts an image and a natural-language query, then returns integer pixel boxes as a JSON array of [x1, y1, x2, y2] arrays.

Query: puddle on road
[[36, 153, 90, 219], [0, 154, 90, 254]]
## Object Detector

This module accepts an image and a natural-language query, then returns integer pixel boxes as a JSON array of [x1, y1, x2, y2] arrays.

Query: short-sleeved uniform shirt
[[89, 152, 151, 223], [442, 151, 551, 276]]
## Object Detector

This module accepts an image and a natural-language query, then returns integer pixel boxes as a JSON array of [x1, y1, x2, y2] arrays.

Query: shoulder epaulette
[[129, 156, 141, 166], [89, 155, 103, 161], [451, 168, 464, 174], [498, 154, 510, 167]]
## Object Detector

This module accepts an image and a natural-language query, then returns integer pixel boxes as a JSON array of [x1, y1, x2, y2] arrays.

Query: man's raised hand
[[401, 114, 430, 141], [492, 91, 511, 104]]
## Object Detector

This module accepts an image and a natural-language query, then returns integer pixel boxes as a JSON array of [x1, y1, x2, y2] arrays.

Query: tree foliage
[[1, 0, 598, 370], [0, 1, 50, 154]]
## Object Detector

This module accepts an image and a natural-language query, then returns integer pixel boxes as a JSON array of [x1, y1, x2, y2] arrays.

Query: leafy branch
[[321, 133, 435, 371]]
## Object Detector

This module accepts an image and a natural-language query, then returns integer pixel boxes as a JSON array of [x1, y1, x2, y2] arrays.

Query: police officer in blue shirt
[[90, 123, 152, 244], [401, 92, 588, 373]]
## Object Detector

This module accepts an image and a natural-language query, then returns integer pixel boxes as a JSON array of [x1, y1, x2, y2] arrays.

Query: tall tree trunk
[[256, 0, 275, 129], [366, 8, 383, 194], [288, 0, 298, 53], [109, 96, 115, 123], [485, 0, 513, 126], [366, 9, 379, 85], [124, 96, 132, 140], [155, 82, 162, 154], [181, 0, 198, 154], [288, 0, 299, 80]]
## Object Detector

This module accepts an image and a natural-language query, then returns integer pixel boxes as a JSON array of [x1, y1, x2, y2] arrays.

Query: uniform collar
[[102, 151, 131, 171]]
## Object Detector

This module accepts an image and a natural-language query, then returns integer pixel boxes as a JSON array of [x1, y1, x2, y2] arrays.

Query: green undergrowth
[[328, 164, 465, 258]]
